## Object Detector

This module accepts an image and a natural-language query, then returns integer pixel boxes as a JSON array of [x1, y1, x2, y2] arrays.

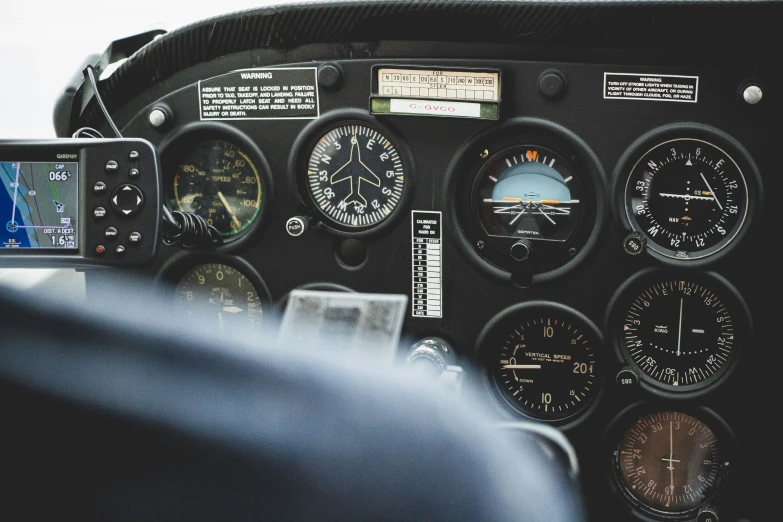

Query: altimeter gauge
[[174, 261, 270, 332]]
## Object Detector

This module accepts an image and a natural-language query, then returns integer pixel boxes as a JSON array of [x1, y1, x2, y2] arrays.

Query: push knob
[[406, 337, 455, 376], [510, 239, 533, 261]]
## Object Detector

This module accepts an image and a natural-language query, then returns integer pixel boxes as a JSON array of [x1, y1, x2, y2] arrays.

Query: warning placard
[[199, 67, 319, 120], [604, 73, 698, 103]]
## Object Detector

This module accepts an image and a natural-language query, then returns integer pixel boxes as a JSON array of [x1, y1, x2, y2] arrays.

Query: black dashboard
[[56, 2, 781, 520]]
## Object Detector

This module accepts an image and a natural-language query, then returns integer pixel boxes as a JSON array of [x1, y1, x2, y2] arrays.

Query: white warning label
[[604, 73, 699, 103], [199, 67, 319, 120]]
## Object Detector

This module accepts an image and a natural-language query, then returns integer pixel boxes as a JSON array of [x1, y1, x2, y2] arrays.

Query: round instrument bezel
[[605, 268, 752, 399], [604, 403, 737, 522], [446, 117, 607, 287], [287, 109, 415, 238], [158, 122, 275, 252], [612, 123, 762, 267], [475, 300, 606, 429]]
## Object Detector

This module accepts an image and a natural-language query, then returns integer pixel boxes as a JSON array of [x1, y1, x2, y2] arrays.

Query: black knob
[[286, 216, 310, 237], [622, 232, 646, 255], [697, 504, 719, 522], [318, 63, 343, 89], [510, 240, 533, 261], [616, 367, 639, 388], [538, 70, 567, 100]]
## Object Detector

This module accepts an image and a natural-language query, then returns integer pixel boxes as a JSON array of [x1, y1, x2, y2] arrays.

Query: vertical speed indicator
[[477, 302, 603, 423], [304, 123, 406, 231]]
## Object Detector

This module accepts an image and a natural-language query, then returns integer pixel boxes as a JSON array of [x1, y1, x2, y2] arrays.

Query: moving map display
[[1, 161, 78, 248]]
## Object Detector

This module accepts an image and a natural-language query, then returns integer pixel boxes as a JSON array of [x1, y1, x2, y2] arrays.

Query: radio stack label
[[411, 211, 443, 318]]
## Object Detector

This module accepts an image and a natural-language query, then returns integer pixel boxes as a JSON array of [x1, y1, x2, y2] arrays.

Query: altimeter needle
[[217, 191, 243, 229]]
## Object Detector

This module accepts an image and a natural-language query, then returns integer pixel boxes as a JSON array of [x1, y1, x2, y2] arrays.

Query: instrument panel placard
[[411, 211, 443, 318], [603, 72, 698, 103], [198, 67, 319, 120], [378, 68, 499, 101]]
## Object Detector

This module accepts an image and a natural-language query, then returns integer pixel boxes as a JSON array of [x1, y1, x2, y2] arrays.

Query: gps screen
[[1, 161, 78, 249]]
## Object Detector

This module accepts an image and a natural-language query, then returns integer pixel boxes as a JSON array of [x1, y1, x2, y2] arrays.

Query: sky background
[[1, 0, 297, 138]]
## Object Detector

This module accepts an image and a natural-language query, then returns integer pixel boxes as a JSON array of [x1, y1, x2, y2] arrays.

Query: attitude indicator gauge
[[622, 135, 751, 261], [303, 122, 407, 232], [474, 145, 586, 261]]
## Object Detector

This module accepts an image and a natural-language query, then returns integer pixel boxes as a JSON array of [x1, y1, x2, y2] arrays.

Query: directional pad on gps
[[111, 184, 144, 217]]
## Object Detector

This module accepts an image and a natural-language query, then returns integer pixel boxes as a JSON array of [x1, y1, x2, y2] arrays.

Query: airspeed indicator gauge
[[303, 122, 407, 232]]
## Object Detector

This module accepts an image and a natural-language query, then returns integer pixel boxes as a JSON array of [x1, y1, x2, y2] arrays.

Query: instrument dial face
[[175, 263, 265, 332], [483, 304, 601, 421], [172, 139, 263, 239], [624, 139, 748, 260], [475, 145, 585, 244], [621, 279, 738, 390], [305, 123, 405, 230], [616, 411, 725, 517]]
